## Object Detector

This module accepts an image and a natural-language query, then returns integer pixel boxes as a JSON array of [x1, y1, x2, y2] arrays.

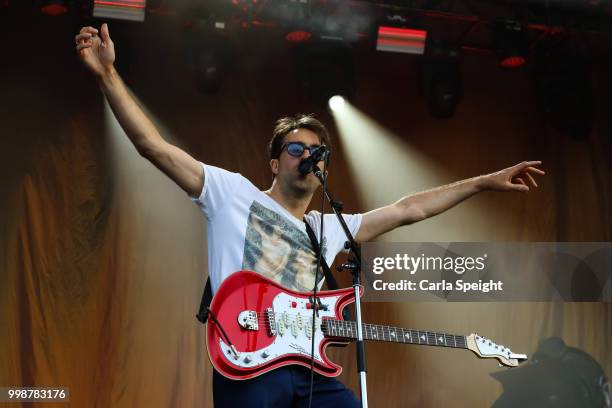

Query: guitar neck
[[324, 319, 468, 349]]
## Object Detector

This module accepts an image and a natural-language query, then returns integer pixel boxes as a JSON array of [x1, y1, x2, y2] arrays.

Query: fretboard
[[323, 319, 467, 349]]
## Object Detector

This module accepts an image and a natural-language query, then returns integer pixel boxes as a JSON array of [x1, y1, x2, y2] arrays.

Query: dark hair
[[268, 114, 332, 160]]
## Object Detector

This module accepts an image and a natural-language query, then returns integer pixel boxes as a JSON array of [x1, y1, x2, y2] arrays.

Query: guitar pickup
[[266, 308, 277, 336]]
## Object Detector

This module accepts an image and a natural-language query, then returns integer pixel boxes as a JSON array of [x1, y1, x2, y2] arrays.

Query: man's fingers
[[524, 160, 542, 166], [79, 26, 98, 35], [526, 166, 546, 175], [75, 33, 92, 44], [512, 177, 529, 191], [100, 23, 111, 42], [76, 43, 92, 52], [526, 172, 538, 187], [514, 160, 542, 170]]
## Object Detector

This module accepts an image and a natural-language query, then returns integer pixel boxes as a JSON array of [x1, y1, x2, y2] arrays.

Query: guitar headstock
[[466, 333, 528, 367]]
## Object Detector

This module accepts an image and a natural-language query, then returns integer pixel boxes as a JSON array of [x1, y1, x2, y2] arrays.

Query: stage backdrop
[[1, 14, 611, 408]]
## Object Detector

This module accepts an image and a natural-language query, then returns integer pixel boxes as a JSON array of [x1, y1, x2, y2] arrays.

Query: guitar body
[[206, 271, 359, 380], [206, 271, 528, 380]]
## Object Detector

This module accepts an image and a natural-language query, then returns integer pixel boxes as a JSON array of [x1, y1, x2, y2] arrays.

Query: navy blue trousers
[[213, 366, 360, 408]]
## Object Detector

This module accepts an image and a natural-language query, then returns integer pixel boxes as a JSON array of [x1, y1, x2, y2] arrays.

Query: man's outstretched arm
[[75, 24, 203, 197], [355, 161, 545, 242]]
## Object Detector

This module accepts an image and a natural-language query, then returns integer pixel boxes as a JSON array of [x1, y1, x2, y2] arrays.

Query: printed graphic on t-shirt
[[242, 201, 327, 292]]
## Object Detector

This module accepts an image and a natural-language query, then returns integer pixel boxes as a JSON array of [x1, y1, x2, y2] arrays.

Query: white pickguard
[[219, 292, 341, 368]]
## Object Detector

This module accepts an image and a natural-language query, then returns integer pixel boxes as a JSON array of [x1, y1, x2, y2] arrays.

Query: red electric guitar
[[206, 271, 528, 380]]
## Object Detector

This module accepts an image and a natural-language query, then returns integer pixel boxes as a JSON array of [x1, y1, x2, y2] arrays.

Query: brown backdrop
[[1, 13, 611, 408]]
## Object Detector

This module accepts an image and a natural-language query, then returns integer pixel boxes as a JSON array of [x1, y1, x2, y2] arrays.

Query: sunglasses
[[281, 142, 324, 158]]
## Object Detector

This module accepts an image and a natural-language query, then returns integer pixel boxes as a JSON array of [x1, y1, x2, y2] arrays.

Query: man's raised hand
[[75, 23, 115, 77], [482, 161, 546, 192]]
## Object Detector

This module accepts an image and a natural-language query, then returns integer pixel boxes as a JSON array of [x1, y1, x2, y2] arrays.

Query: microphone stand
[[311, 164, 368, 408]]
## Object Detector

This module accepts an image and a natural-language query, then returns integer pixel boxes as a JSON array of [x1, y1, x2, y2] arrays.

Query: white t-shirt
[[192, 163, 363, 294]]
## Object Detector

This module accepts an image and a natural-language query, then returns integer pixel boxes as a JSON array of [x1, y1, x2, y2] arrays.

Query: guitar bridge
[[238, 311, 258, 331]]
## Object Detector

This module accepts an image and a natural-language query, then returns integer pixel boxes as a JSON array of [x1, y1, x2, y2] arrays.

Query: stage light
[[496, 21, 527, 69], [189, 46, 223, 94], [182, 8, 229, 94], [93, 0, 146, 22], [421, 46, 463, 119], [500, 55, 526, 69], [376, 26, 427, 55], [328, 95, 346, 112], [286, 30, 311, 43], [40, 0, 67, 16]]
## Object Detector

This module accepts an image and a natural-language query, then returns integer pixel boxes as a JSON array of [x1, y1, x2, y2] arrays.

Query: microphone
[[298, 146, 329, 175]]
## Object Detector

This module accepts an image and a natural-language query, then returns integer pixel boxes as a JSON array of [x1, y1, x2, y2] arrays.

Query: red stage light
[[286, 31, 312, 43], [500, 55, 526, 68], [41, 3, 68, 16], [376, 26, 427, 55], [94, 1, 146, 9], [93, 0, 146, 22], [378, 26, 427, 40]]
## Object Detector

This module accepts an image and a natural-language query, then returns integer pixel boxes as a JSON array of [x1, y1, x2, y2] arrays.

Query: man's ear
[[270, 159, 279, 176]]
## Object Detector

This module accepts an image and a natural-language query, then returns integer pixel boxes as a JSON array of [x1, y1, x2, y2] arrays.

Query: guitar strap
[[304, 219, 350, 322], [303, 218, 340, 291], [196, 218, 339, 325], [196, 278, 212, 324]]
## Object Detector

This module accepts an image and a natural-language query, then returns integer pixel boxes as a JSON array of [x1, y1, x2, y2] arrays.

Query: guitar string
[[246, 323, 467, 347], [252, 313, 464, 335], [252, 312, 463, 332], [246, 314, 466, 345]]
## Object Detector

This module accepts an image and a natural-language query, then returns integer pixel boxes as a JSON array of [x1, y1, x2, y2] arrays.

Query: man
[[75, 24, 545, 407]]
